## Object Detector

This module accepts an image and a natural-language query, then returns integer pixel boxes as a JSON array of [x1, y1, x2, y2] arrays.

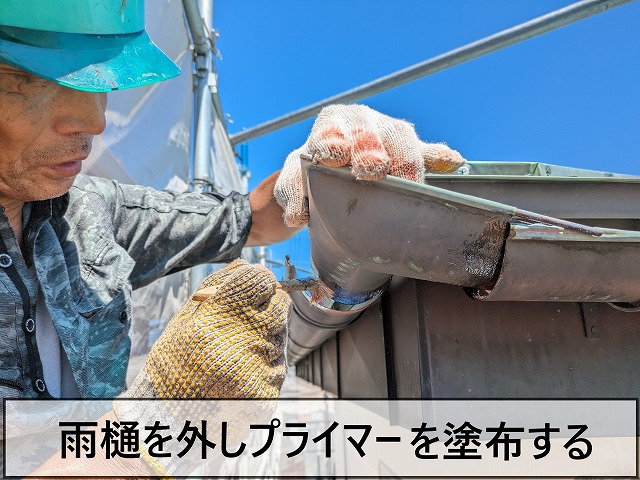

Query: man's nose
[[53, 89, 107, 136]]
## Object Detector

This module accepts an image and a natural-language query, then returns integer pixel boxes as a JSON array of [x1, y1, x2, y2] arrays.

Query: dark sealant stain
[[346, 197, 358, 215]]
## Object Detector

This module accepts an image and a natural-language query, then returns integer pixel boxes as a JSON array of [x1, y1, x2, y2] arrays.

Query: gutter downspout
[[287, 162, 513, 364]]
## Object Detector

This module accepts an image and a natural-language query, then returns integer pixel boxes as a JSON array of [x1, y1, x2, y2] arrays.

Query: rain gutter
[[287, 161, 640, 364]]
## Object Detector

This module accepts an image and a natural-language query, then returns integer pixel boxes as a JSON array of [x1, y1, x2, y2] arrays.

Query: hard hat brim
[[0, 26, 181, 92]]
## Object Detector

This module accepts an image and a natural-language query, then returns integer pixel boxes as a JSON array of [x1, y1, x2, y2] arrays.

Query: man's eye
[[13, 74, 33, 84], [13, 73, 43, 84], [0, 72, 48, 92]]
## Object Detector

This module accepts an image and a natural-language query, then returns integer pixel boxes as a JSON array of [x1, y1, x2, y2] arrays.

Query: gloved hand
[[110, 260, 290, 476], [274, 104, 466, 227], [122, 258, 291, 399]]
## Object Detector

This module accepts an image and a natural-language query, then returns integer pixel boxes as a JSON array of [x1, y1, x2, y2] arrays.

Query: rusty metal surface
[[469, 223, 640, 302]]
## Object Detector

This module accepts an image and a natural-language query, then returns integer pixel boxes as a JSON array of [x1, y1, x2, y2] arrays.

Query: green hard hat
[[0, 0, 181, 92]]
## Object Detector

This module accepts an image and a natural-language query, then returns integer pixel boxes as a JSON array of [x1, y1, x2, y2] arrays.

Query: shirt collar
[[51, 193, 70, 219], [24, 193, 69, 228]]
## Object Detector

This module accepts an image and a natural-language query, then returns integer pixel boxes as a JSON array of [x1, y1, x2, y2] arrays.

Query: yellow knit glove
[[145, 259, 290, 399], [112, 260, 289, 476]]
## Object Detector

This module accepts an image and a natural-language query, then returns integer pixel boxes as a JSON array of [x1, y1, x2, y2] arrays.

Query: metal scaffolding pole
[[182, 0, 210, 55], [183, 0, 215, 193], [229, 0, 636, 146], [183, 0, 216, 292]]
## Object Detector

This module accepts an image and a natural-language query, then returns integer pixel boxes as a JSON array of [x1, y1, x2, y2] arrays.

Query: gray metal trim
[[458, 161, 640, 178], [425, 176, 640, 221]]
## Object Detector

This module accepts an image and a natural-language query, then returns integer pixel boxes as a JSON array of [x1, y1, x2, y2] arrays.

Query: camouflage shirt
[[0, 174, 251, 399]]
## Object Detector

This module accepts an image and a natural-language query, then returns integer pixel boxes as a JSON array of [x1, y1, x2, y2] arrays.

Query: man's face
[[0, 63, 107, 205]]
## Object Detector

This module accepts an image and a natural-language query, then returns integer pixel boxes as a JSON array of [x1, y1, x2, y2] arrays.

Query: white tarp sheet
[[84, 0, 245, 367]]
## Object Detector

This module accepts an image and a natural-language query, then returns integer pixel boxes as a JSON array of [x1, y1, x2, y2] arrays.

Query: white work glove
[[274, 104, 466, 227]]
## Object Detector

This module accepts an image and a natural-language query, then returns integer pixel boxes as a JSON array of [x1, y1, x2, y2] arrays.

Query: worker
[[0, 1, 463, 404], [0, 1, 467, 475]]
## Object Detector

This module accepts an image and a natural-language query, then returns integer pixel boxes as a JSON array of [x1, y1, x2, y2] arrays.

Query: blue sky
[[213, 0, 640, 278]]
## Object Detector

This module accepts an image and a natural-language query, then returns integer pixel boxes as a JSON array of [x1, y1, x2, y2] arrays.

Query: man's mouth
[[47, 159, 83, 177]]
